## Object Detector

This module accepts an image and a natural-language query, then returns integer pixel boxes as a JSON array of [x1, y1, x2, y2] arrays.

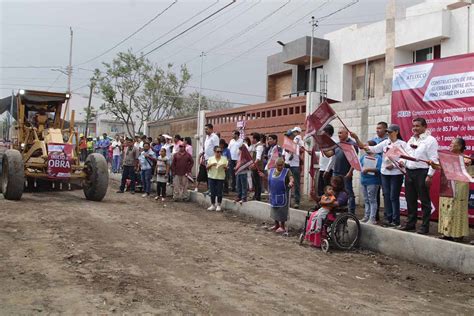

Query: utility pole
[[7, 90, 14, 141], [308, 16, 317, 105], [304, 16, 318, 197], [196, 51, 206, 176], [65, 27, 73, 122], [85, 82, 94, 138]]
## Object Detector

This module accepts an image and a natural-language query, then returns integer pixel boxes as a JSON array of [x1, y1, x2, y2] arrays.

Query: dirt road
[[1, 185, 473, 315]]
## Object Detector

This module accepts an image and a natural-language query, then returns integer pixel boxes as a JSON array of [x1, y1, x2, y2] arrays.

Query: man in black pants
[[250, 133, 264, 201], [228, 130, 243, 192], [117, 138, 139, 194], [399, 118, 438, 234]]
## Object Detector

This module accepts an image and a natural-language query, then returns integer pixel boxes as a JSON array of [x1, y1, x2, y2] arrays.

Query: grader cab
[[0, 89, 108, 201]]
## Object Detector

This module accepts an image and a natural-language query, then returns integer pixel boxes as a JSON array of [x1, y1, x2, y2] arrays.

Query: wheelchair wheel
[[321, 239, 330, 253], [298, 232, 305, 245], [331, 213, 361, 250]]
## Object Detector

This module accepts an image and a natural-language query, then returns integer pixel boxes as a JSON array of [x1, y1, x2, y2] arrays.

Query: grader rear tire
[[1, 150, 25, 200], [83, 153, 108, 201]]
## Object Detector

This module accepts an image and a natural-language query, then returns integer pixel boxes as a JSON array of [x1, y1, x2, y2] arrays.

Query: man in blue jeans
[[325, 127, 359, 214], [138, 142, 157, 198]]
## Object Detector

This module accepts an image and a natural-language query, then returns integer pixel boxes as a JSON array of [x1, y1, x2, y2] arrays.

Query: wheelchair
[[298, 206, 361, 252]]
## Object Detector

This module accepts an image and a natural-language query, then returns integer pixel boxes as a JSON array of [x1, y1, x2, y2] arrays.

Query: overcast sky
[[0, 0, 422, 119]]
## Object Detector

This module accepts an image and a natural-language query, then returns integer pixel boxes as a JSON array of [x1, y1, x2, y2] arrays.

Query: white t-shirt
[[369, 139, 407, 176], [203, 133, 220, 160], [112, 140, 121, 156], [162, 143, 172, 160], [229, 138, 243, 161]]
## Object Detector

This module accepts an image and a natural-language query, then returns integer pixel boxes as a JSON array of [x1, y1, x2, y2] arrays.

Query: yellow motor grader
[[0, 89, 108, 201]]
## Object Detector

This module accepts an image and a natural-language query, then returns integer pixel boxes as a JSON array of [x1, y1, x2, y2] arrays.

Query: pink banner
[[339, 142, 361, 172], [391, 52, 474, 224], [438, 151, 474, 183]]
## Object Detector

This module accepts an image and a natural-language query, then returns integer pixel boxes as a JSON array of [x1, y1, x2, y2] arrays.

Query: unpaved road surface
[[1, 184, 473, 315]]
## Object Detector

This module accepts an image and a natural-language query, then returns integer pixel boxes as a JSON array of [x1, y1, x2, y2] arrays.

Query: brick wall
[[206, 96, 307, 143]]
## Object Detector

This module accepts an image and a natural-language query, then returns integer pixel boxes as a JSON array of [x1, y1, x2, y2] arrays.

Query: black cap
[[387, 124, 400, 133]]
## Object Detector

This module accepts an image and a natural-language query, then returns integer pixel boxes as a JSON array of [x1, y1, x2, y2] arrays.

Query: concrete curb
[[108, 172, 474, 274]]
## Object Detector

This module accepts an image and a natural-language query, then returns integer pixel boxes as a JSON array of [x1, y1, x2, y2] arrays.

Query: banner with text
[[47, 143, 74, 179], [391, 52, 474, 224]]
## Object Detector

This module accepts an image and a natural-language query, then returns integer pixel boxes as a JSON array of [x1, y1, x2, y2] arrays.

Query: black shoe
[[116, 190, 124, 193], [398, 225, 416, 232], [130, 191, 135, 195], [382, 220, 395, 227], [417, 227, 429, 235]]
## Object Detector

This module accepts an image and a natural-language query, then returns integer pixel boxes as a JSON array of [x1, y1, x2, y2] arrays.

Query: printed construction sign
[[47, 143, 74, 179], [391, 52, 474, 224]]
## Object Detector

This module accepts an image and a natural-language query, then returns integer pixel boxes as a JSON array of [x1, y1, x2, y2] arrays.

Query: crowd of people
[[89, 117, 473, 245]]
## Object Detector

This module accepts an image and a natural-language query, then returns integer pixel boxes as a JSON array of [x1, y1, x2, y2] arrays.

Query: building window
[[413, 45, 441, 63], [278, 109, 282, 116], [283, 108, 288, 116], [266, 110, 270, 117], [295, 106, 300, 114], [272, 110, 276, 117], [305, 66, 324, 92], [302, 105, 306, 113]]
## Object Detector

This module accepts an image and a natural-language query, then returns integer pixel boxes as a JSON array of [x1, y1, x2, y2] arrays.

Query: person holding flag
[[430, 138, 471, 242], [325, 127, 359, 214], [398, 118, 439, 235], [351, 124, 407, 227]]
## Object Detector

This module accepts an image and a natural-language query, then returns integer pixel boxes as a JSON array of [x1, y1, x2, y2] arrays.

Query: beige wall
[[267, 71, 292, 101], [351, 58, 386, 101]]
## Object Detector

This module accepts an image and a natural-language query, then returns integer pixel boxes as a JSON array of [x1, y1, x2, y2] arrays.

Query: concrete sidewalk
[[108, 172, 474, 274]]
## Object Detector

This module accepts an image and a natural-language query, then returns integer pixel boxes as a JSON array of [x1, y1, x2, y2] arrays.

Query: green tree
[[93, 50, 190, 137], [174, 92, 232, 117]]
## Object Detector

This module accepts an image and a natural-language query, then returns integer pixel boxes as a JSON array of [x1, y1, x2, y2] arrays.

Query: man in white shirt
[[399, 118, 439, 235], [111, 135, 122, 173], [201, 124, 220, 162], [283, 130, 301, 208], [250, 132, 264, 201], [228, 130, 243, 192]]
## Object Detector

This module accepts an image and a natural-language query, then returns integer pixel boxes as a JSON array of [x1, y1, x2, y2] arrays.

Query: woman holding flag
[[351, 124, 407, 227], [430, 138, 471, 242]]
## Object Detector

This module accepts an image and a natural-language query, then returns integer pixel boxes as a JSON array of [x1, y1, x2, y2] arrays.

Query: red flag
[[265, 146, 280, 170], [384, 145, 408, 174], [309, 149, 319, 179], [304, 101, 337, 137], [338, 142, 361, 172], [235, 145, 254, 175], [313, 133, 338, 152], [439, 151, 474, 183], [282, 136, 297, 153]]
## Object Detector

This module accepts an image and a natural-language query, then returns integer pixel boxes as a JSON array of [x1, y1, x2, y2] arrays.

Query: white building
[[267, 0, 473, 103]]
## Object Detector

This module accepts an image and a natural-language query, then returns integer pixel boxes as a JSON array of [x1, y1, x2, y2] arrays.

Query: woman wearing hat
[[351, 124, 407, 227]]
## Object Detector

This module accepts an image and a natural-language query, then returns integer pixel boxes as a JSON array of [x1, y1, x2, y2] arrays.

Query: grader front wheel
[[1, 150, 25, 200], [82, 153, 108, 201]]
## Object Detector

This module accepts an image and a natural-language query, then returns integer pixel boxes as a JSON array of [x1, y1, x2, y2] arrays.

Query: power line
[[158, 0, 248, 63], [204, 0, 359, 76], [143, 0, 237, 57], [177, 1, 264, 65], [0, 66, 63, 69], [75, 0, 178, 66], [137, 0, 220, 53], [206, 0, 292, 54], [47, 73, 63, 91], [186, 85, 265, 98]]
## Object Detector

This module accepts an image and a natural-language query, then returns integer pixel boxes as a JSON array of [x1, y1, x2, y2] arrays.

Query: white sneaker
[[141, 193, 148, 198], [216, 205, 222, 212], [207, 205, 216, 211], [194, 188, 198, 192]]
